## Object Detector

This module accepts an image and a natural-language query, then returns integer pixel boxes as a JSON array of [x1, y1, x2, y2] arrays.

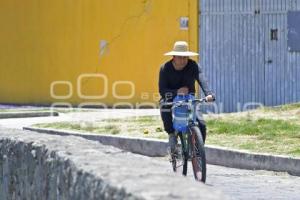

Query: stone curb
[[0, 111, 59, 119], [23, 126, 300, 176], [23, 126, 167, 157]]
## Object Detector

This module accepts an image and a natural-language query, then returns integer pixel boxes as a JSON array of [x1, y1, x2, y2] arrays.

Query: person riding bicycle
[[158, 41, 215, 157]]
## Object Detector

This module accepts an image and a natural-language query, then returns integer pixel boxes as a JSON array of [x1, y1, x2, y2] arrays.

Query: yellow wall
[[0, 0, 198, 107]]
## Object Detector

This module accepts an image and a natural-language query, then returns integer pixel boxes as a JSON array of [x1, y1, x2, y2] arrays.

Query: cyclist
[[158, 41, 215, 157]]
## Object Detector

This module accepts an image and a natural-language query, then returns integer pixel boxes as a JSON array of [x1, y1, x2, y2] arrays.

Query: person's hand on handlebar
[[177, 87, 189, 95], [205, 95, 215, 102]]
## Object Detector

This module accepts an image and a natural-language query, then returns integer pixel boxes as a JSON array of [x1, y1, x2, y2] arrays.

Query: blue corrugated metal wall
[[200, 0, 300, 113]]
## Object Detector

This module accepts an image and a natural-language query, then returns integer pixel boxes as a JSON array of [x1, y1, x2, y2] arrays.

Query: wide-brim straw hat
[[164, 41, 198, 56]]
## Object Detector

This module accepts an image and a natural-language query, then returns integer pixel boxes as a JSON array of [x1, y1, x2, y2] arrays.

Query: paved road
[[156, 156, 300, 200], [1, 108, 300, 199]]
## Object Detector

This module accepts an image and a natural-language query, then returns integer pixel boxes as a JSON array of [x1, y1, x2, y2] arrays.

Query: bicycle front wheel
[[179, 133, 188, 176], [190, 126, 206, 183]]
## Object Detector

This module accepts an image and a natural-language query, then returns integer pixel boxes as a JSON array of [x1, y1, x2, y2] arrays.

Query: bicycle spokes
[[191, 133, 205, 181]]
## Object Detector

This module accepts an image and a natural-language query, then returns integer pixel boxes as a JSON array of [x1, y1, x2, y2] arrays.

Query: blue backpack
[[172, 94, 195, 132]]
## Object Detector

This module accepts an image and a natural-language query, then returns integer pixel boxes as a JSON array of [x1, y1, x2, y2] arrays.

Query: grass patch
[[206, 118, 300, 157], [103, 124, 121, 135], [207, 118, 300, 139], [259, 102, 300, 112], [288, 149, 300, 155], [34, 116, 167, 140]]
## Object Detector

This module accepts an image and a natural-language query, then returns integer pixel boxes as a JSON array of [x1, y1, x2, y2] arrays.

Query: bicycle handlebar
[[161, 98, 208, 106]]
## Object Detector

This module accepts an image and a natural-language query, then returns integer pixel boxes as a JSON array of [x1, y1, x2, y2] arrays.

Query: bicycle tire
[[171, 157, 177, 172], [190, 126, 206, 183], [179, 133, 188, 176]]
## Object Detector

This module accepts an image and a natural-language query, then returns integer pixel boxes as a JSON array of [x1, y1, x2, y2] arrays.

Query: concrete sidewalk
[[0, 109, 160, 129], [0, 111, 59, 119]]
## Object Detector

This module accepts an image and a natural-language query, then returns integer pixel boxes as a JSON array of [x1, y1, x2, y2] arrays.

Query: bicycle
[[161, 94, 212, 183]]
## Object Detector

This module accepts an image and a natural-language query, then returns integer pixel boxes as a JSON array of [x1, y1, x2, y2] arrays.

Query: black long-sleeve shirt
[[159, 59, 213, 101]]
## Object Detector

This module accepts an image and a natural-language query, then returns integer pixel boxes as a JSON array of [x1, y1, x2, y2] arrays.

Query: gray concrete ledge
[[205, 145, 300, 176], [0, 111, 59, 119], [0, 128, 224, 200], [24, 126, 168, 157], [24, 126, 300, 176]]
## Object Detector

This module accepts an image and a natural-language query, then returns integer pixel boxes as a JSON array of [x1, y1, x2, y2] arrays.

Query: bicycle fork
[[180, 133, 190, 160]]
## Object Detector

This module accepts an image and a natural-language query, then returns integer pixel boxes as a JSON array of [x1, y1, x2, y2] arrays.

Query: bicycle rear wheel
[[190, 126, 206, 183]]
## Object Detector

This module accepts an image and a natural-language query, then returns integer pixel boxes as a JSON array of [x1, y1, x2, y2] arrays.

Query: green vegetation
[[34, 116, 167, 139], [32, 102, 300, 157]]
